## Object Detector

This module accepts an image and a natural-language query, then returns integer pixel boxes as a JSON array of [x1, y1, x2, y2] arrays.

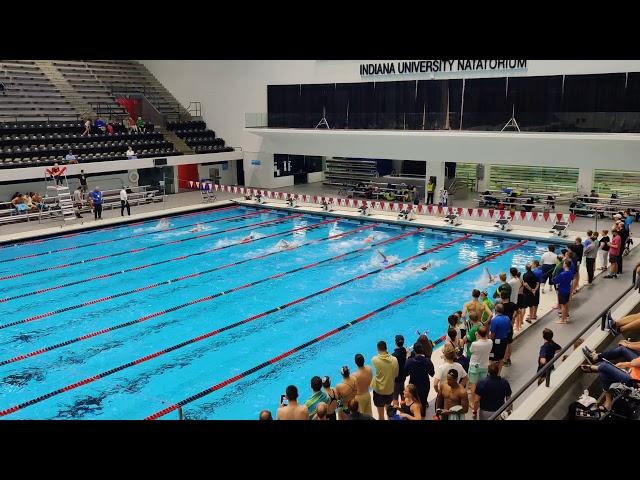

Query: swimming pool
[[0, 205, 549, 419]]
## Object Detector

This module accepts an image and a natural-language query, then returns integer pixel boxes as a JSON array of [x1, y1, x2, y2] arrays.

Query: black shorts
[[517, 294, 525, 309], [373, 391, 393, 408], [558, 292, 570, 305], [609, 254, 618, 263], [506, 326, 514, 344], [490, 340, 508, 361], [393, 381, 405, 400]]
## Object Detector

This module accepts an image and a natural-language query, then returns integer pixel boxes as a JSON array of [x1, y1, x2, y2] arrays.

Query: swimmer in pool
[[241, 234, 255, 242], [276, 239, 293, 250], [485, 267, 498, 284], [416, 262, 432, 272], [363, 234, 377, 244], [189, 223, 205, 233], [156, 218, 170, 229], [377, 250, 389, 264]]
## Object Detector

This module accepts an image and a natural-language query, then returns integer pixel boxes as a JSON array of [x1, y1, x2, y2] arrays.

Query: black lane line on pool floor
[[0, 217, 343, 306], [0, 206, 263, 264], [0, 205, 237, 251], [0, 220, 376, 352], [0, 230, 470, 418], [0, 213, 304, 282], [144, 239, 527, 420]]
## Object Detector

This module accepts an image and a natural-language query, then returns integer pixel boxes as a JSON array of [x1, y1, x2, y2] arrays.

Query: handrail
[[489, 282, 636, 420]]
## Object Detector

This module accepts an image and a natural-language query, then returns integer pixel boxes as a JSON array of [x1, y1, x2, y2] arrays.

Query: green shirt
[[493, 282, 511, 300], [465, 324, 480, 357], [304, 390, 329, 419], [136, 118, 145, 127], [481, 298, 494, 323]]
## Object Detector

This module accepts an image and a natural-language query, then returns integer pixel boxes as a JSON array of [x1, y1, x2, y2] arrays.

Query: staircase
[[162, 128, 194, 155], [34, 60, 95, 119]]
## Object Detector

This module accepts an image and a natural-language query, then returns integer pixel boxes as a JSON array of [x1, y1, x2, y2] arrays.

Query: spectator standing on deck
[[569, 237, 584, 294], [489, 303, 511, 373], [537, 328, 562, 385], [605, 229, 621, 279], [404, 342, 434, 416], [277, 385, 308, 420], [371, 341, 399, 420], [78, 169, 88, 194], [599, 229, 610, 271], [426, 179, 435, 205], [120, 186, 131, 216], [616, 222, 628, 274], [523, 263, 540, 322], [540, 245, 558, 293], [468, 325, 493, 419], [554, 260, 574, 324], [353, 353, 373, 417], [89, 186, 103, 220], [304, 376, 329, 419], [392, 335, 408, 406], [475, 362, 512, 420], [584, 231, 599, 285]]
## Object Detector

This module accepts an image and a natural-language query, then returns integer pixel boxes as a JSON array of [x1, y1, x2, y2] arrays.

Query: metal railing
[[0, 113, 84, 123], [489, 282, 636, 420]]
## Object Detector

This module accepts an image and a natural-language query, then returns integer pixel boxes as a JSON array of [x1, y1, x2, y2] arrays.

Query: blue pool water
[[0, 205, 549, 419]]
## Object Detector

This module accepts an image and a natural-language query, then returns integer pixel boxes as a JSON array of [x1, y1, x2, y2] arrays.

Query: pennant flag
[[467, 208, 474, 217], [569, 213, 576, 223], [437, 206, 443, 215], [488, 209, 494, 218], [476, 208, 484, 219], [417, 205, 423, 214], [189, 181, 193, 188], [556, 213, 563, 222], [457, 207, 463, 216], [531, 211, 538, 222], [520, 211, 526, 220], [427, 205, 433, 215]]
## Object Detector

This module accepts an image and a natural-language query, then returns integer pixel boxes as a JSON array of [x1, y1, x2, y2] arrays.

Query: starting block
[[494, 217, 512, 231], [254, 194, 264, 204], [286, 197, 297, 208], [549, 220, 569, 237], [359, 205, 371, 216], [444, 213, 461, 226], [398, 208, 416, 221]]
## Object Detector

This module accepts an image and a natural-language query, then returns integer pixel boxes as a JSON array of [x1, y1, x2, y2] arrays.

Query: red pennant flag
[[569, 213, 576, 223], [488, 209, 494, 218], [520, 211, 526, 220], [313, 195, 318, 203], [556, 213, 563, 222], [477, 208, 484, 218], [467, 208, 474, 217], [380, 201, 386, 210], [437, 206, 443, 215], [532, 212, 538, 222], [457, 207, 463, 216], [509, 211, 516, 219], [417, 205, 423, 214], [543, 212, 550, 222], [427, 205, 433, 215]]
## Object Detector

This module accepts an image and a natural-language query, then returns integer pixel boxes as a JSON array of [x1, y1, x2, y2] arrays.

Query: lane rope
[[0, 207, 265, 264], [0, 213, 304, 282], [144, 239, 527, 420], [0, 217, 347, 305], [0, 232, 474, 418], [0, 205, 237, 251], [0, 220, 375, 329], [0, 226, 418, 365]]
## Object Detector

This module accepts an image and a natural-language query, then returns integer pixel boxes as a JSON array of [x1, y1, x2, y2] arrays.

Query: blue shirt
[[625, 216, 633, 230], [89, 191, 103, 205], [555, 270, 573, 295], [476, 375, 512, 412], [489, 314, 511, 340], [533, 267, 544, 283]]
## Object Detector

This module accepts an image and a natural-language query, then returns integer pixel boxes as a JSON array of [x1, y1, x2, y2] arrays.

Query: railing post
[[178, 407, 184, 420], [601, 312, 607, 331], [545, 367, 552, 387]]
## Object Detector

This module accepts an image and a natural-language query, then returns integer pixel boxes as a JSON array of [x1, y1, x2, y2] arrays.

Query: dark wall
[[267, 72, 640, 133]]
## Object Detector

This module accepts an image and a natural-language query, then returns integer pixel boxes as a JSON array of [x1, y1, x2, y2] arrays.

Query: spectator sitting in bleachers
[[82, 118, 91, 137], [126, 146, 137, 159], [11, 193, 28, 214], [65, 150, 77, 164], [128, 116, 138, 133], [106, 122, 114, 135], [21, 193, 38, 213], [95, 117, 106, 134], [30, 192, 48, 211], [136, 116, 145, 133]]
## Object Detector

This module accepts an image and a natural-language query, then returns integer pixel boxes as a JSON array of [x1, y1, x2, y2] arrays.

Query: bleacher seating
[[0, 121, 181, 168], [0, 61, 77, 120], [167, 120, 235, 154]]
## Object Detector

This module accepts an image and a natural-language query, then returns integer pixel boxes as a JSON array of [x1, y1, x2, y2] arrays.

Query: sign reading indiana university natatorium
[[360, 59, 528, 77]]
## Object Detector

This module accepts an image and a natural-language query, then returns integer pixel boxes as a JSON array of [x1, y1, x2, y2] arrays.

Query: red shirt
[[609, 235, 621, 256]]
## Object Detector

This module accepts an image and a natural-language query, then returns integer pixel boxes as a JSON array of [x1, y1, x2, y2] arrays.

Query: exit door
[[209, 168, 221, 185]]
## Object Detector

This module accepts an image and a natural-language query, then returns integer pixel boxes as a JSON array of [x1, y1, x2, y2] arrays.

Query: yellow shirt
[[371, 352, 399, 395]]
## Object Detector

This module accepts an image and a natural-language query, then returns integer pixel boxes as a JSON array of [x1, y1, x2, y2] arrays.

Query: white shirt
[[120, 189, 128, 201], [126, 149, 135, 157], [73, 190, 83, 203], [508, 277, 520, 304], [469, 338, 493, 368], [541, 251, 557, 265], [435, 361, 467, 383]]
